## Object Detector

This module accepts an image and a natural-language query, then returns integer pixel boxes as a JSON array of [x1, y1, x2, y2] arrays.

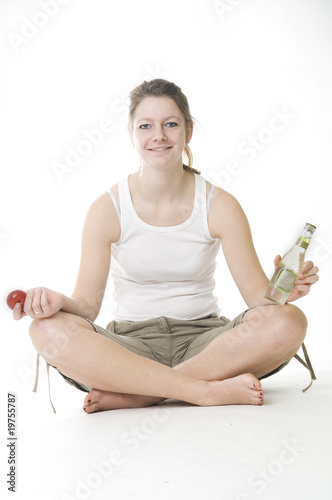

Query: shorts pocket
[[107, 320, 141, 336]]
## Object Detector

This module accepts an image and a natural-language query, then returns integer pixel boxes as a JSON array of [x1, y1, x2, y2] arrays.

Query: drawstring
[[32, 353, 40, 393], [47, 363, 56, 413], [294, 342, 317, 393], [32, 353, 56, 413]]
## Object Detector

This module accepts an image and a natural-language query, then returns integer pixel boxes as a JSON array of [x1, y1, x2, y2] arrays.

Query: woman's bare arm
[[208, 187, 269, 308], [14, 188, 120, 322], [208, 187, 319, 307], [63, 189, 120, 321]]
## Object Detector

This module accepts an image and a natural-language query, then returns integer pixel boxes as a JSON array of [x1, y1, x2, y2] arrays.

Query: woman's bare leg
[[174, 304, 307, 380], [83, 391, 165, 413], [29, 311, 263, 410], [83, 304, 306, 412]]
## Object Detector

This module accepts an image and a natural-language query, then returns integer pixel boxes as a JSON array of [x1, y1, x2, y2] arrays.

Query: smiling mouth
[[148, 147, 172, 151]]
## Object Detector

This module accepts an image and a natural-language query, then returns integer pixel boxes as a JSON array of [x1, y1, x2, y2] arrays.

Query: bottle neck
[[296, 236, 311, 250], [295, 223, 316, 250]]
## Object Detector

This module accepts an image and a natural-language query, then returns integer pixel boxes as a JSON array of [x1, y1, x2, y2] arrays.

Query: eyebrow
[[137, 115, 182, 124]]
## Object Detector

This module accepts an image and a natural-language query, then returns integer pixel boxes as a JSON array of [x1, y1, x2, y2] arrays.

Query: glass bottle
[[264, 223, 316, 305]]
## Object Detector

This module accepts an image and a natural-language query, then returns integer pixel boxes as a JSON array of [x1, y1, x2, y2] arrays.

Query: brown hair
[[128, 79, 200, 175]]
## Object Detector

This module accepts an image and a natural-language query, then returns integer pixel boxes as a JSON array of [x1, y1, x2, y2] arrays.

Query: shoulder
[[84, 184, 121, 244], [204, 176, 242, 213], [202, 176, 237, 206], [209, 184, 242, 210], [207, 184, 249, 240]]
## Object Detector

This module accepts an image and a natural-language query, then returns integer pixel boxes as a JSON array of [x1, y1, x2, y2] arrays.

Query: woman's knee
[[281, 304, 307, 334], [271, 304, 307, 351], [245, 303, 307, 351], [29, 312, 87, 365]]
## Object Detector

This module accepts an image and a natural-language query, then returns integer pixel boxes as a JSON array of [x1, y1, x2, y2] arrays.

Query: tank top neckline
[[123, 173, 203, 232]]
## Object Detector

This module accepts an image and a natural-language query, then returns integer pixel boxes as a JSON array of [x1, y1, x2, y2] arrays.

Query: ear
[[186, 121, 194, 144]]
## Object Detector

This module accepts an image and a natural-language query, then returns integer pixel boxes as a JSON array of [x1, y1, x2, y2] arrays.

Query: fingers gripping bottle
[[264, 223, 316, 305]]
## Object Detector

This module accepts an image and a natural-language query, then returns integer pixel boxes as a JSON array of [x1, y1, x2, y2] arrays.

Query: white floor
[[9, 368, 331, 500]]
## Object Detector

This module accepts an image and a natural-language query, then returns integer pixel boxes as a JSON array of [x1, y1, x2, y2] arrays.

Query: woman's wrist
[[60, 295, 97, 321]]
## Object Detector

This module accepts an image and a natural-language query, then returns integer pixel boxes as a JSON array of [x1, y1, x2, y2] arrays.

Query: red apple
[[6, 290, 27, 310]]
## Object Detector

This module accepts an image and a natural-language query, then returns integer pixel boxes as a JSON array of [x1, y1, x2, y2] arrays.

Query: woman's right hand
[[13, 288, 65, 321]]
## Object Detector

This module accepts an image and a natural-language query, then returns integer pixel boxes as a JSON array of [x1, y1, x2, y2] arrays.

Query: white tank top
[[108, 173, 221, 321]]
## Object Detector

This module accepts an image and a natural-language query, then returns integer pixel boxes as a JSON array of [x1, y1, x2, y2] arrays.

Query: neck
[[133, 163, 191, 202]]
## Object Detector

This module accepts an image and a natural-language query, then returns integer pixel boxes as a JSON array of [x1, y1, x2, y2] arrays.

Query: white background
[[0, 0, 331, 424]]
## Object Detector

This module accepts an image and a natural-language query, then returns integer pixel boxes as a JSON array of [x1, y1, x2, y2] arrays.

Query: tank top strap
[[107, 189, 121, 224], [194, 174, 216, 240], [116, 176, 131, 238], [196, 173, 212, 219], [117, 176, 129, 207], [194, 174, 216, 213], [194, 173, 205, 209], [207, 185, 215, 213]]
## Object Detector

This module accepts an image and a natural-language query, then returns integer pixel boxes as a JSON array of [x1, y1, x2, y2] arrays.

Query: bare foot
[[83, 373, 263, 413], [201, 373, 264, 406], [83, 390, 165, 414]]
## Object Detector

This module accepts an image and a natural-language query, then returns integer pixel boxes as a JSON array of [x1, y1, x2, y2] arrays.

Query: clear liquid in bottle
[[264, 223, 316, 305]]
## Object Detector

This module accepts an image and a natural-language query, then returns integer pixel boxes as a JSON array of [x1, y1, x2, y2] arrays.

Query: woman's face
[[130, 96, 192, 170]]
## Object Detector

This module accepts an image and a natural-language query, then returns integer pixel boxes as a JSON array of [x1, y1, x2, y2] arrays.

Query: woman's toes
[[252, 378, 262, 391], [82, 389, 101, 413], [83, 392, 92, 406], [255, 390, 264, 405], [84, 401, 98, 414]]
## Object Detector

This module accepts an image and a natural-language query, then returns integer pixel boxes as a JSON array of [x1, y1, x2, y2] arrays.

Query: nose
[[153, 125, 167, 141]]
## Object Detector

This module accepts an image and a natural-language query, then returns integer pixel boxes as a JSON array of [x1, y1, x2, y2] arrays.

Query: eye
[[139, 124, 150, 130], [166, 122, 178, 128]]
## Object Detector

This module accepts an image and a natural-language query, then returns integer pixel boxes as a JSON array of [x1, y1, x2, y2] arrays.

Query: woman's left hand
[[273, 255, 319, 302]]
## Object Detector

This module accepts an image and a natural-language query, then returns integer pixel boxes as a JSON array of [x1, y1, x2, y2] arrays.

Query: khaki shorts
[[57, 312, 290, 392]]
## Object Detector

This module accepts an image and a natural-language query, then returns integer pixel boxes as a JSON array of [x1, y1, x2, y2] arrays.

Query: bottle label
[[276, 268, 297, 293], [296, 237, 309, 249]]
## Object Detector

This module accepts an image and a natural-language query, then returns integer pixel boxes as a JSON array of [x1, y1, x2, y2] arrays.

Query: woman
[[13, 79, 319, 413]]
